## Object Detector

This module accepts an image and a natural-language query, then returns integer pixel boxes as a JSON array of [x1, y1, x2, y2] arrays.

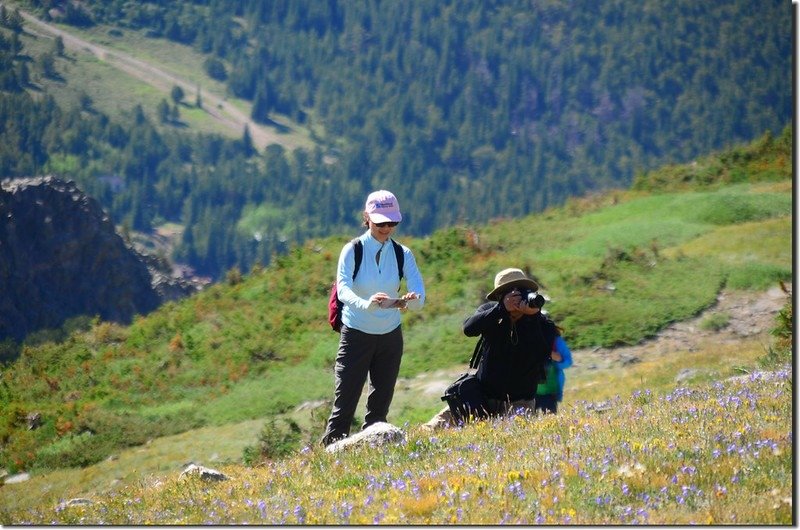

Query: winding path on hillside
[[19, 10, 289, 151]]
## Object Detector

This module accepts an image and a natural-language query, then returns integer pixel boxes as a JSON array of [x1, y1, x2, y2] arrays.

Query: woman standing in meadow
[[321, 190, 426, 446]]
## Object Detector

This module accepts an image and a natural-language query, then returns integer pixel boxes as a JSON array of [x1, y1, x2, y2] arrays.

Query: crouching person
[[425, 267, 572, 429]]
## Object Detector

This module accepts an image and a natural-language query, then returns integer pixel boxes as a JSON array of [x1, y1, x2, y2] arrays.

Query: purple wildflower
[[508, 481, 526, 501]]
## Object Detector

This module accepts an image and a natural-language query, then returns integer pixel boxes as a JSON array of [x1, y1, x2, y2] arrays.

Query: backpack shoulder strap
[[390, 239, 404, 280], [468, 335, 485, 369], [352, 239, 363, 280]]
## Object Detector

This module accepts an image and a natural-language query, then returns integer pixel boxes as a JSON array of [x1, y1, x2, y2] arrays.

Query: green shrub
[[760, 287, 792, 368], [27, 407, 204, 471], [33, 431, 102, 469], [226, 267, 243, 286], [242, 418, 302, 466], [699, 312, 731, 331], [0, 339, 20, 364]]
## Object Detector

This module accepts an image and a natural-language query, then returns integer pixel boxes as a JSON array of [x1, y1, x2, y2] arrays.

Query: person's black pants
[[535, 394, 558, 414], [321, 325, 403, 446]]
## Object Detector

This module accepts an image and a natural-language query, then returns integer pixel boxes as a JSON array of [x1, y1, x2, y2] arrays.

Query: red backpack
[[328, 239, 404, 332]]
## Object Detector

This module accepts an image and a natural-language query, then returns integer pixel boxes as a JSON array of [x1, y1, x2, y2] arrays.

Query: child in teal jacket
[[534, 335, 573, 414]]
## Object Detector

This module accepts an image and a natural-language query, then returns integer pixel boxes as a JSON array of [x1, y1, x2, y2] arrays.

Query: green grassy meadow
[[0, 129, 792, 523]]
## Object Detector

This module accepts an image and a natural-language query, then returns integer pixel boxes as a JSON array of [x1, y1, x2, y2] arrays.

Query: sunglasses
[[374, 221, 399, 228]]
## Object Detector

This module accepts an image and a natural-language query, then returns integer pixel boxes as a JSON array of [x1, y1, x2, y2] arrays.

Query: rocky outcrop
[[0, 176, 196, 342]]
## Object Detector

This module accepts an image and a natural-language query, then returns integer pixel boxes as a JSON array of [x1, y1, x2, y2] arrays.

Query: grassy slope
[[0, 129, 792, 519], [2, 340, 791, 524]]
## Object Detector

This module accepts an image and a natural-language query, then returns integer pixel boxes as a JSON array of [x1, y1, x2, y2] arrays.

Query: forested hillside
[[0, 0, 791, 278]]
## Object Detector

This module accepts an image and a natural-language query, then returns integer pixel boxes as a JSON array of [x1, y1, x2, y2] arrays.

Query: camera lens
[[525, 292, 545, 308]]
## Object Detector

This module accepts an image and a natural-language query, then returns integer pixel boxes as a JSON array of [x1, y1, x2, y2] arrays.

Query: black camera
[[519, 289, 546, 308]]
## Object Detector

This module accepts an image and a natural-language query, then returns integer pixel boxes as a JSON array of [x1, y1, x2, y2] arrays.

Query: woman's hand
[[397, 292, 419, 311], [369, 292, 390, 306]]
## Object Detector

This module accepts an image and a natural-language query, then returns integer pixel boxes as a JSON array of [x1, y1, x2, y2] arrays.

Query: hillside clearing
[[16, 8, 312, 151]]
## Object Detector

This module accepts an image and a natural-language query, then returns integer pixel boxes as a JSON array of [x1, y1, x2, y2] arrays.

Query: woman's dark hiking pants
[[321, 325, 403, 446]]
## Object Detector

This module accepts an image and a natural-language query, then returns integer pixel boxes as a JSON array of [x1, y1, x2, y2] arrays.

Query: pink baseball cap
[[365, 190, 402, 223]]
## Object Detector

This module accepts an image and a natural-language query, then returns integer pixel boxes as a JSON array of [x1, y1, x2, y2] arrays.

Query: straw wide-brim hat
[[486, 268, 539, 301]]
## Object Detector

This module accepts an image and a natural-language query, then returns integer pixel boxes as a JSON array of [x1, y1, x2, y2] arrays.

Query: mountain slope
[[0, 129, 790, 478], [0, 0, 791, 279]]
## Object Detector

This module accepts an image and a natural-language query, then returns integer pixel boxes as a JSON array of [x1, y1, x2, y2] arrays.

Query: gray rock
[[4, 472, 31, 484], [726, 368, 791, 385], [295, 399, 330, 412], [26, 412, 42, 430], [179, 463, 228, 482], [325, 422, 406, 453], [676, 368, 699, 383], [618, 353, 641, 366], [55, 498, 93, 511]]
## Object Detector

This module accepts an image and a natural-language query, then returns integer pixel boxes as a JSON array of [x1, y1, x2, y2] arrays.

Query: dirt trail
[[19, 10, 288, 151], [405, 285, 791, 398]]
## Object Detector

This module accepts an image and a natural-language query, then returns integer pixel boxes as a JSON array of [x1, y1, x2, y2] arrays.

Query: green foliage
[[760, 284, 792, 368], [0, 338, 20, 363], [725, 263, 792, 291], [686, 191, 790, 225], [633, 127, 792, 191], [225, 266, 243, 286], [27, 407, 204, 471], [699, 312, 731, 332], [242, 417, 302, 466], [33, 431, 99, 469], [558, 254, 725, 348], [169, 85, 184, 105]]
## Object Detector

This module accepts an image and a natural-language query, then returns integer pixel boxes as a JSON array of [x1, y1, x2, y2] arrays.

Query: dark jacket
[[464, 301, 558, 401]]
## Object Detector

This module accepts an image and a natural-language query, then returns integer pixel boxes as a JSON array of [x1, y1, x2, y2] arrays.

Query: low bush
[[242, 418, 302, 466], [699, 312, 731, 332], [760, 284, 792, 368], [27, 407, 204, 471]]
